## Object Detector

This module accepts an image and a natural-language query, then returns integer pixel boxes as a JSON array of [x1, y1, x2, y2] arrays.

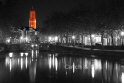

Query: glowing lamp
[[72, 35, 75, 39], [55, 36, 58, 41], [25, 53, 28, 56], [121, 31, 124, 36], [9, 53, 13, 57], [20, 36, 23, 40], [91, 34, 95, 38], [25, 37, 28, 41], [48, 36, 52, 41], [6, 38, 10, 43], [20, 53, 24, 57], [31, 44, 34, 47]]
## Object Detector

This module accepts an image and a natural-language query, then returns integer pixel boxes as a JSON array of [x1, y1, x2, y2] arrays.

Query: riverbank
[[1, 43, 124, 57], [48, 45, 124, 57]]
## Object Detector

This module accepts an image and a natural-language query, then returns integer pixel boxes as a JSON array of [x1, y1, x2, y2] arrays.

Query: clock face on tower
[[29, 10, 36, 29]]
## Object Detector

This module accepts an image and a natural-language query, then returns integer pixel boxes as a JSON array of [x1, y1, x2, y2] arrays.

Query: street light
[[25, 53, 28, 56], [20, 53, 24, 57], [121, 31, 124, 45], [91, 34, 95, 38], [72, 35, 76, 46], [121, 31, 124, 36], [6, 38, 10, 43], [25, 36, 29, 42], [20, 36, 23, 40], [54, 36, 58, 42], [72, 35, 75, 39], [48, 36, 52, 42], [9, 53, 13, 57]]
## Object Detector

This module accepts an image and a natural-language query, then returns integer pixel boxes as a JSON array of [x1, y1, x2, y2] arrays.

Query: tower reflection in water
[[4, 52, 124, 83], [5, 50, 38, 83]]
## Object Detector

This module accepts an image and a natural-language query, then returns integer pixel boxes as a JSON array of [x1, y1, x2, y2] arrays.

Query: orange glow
[[29, 10, 36, 29]]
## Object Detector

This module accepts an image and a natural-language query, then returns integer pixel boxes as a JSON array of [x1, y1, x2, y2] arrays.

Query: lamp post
[[91, 34, 95, 46], [6, 37, 11, 44], [121, 31, 124, 45], [72, 35, 75, 46], [54, 36, 58, 43]]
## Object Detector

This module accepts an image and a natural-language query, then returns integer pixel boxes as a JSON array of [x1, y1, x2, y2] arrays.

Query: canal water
[[0, 50, 124, 83]]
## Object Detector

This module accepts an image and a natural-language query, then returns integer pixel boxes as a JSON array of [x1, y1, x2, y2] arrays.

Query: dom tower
[[28, 7, 39, 43], [29, 8, 36, 29]]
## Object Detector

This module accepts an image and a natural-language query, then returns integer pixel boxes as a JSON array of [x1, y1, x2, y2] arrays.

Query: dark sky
[[0, 0, 124, 31], [0, 0, 84, 28]]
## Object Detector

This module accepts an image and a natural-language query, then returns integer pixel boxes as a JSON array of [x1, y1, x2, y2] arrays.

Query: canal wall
[[0, 43, 30, 53], [48, 45, 124, 57], [1, 43, 124, 57]]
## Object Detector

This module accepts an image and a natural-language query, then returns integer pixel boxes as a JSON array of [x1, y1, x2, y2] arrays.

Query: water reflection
[[2, 51, 124, 83], [5, 53, 32, 71], [5, 50, 38, 83], [48, 54, 58, 71]]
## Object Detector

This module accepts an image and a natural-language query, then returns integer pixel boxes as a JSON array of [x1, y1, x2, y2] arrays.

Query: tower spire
[[32, 6, 34, 10]]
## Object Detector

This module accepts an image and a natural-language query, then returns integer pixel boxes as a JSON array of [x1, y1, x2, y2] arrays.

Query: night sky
[[0, 0, 124, 32]]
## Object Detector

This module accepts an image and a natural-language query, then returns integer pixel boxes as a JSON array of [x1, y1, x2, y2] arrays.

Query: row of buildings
[[5, 8, 124, 46], [39, 30, 124, 46]]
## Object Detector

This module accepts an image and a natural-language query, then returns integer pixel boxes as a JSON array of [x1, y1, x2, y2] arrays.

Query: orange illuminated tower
[[29, 8, 36, 29]]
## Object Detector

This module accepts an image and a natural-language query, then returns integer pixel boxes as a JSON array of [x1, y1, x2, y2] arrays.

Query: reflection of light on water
[[52, 55, 54, 68], [36, 50, 37, 57], [91, 64, 95, 78], [29, 63, 37, 83], [5, 53, 32, 71], [36, 50, 38, 57], [66, 71, 67, 76], [26, 57, 28, 69], [18, 58, 19, 65], [91, 59, 102, 78], [21, 58, 23, 70], [94, 59, 102, 70], [84, 58, 88, 69], [55, 57, 58, 71], [105, 61, 107, 69], [5, 57, 9, 65], [73, 62, 75, 73], [10, 59, 12, 72], [5, 56, 13, 72], [122, 73, 124, 83], [32, 50, 34, 58], [48, 56, 52, 69], [48, 54, 58, 71]]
